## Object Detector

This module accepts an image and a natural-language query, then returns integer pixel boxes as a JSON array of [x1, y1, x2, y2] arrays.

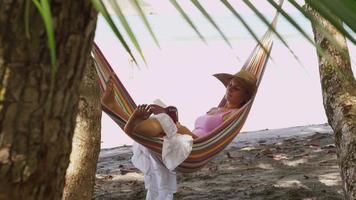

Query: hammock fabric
[[93, 13, 279, 173]]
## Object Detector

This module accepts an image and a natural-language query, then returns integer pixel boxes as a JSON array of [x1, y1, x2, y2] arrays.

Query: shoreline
[[100, 123, 331, 151]]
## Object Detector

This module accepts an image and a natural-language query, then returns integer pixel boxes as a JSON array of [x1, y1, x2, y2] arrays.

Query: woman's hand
[[124, 104, 153, 135], [148, 104, 165, 115]]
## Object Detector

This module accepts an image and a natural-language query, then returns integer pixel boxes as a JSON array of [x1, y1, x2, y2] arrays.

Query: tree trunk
[[62, 57, 102, 200], [305, 5, 356, 200], [0, 1, 97, 200]]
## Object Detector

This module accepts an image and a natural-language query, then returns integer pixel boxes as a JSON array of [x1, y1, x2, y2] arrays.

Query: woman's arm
[[176, 122, 198, 139]]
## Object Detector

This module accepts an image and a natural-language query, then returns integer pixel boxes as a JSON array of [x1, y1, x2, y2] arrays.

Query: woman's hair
[[240, 87, 252, 107]]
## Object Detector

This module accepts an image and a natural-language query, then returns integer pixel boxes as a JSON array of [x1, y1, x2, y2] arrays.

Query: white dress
[[131, 113, 193, 200]]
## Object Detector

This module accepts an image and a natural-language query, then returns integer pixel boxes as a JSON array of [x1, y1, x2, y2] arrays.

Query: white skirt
[[131, 113, 193, 200]]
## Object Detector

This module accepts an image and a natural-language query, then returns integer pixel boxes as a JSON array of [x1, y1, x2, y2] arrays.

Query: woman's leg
[[102, 79, 165, 137], [101, 78, 130, 120], [125, 105, 166, 137], [135, 118, 165, 137]]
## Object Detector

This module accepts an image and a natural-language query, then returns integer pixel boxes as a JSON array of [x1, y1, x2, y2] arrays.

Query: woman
[[102, 70, 257, 139]]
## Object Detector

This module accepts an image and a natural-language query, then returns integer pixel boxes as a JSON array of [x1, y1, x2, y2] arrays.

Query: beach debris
[[104, 175, 113, 180], [114, 156, 126, 161], [310, 132, 328, 140], [255, 148, 274, 158], [284, 138, 298, 143], [120, 169, 136, 175], [258, 140, 267, 144], [293, 153, 309, 159], [321, 144, 336, 149], [208, 165, 219, 172], [226, 152, 234, 159], [304, 143, 320, 148], [310, 143, 320, 147], [327, 149, 337, 154], [241, 146, 258, 151], [261, 148, 273, 155], [273, 154, 288, 160]]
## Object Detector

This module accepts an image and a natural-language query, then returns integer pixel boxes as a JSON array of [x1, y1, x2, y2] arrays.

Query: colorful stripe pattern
[[92, 13, 278, 173]]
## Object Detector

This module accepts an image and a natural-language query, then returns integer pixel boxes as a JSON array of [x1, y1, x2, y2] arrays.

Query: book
[[149, 104, 179, 123]]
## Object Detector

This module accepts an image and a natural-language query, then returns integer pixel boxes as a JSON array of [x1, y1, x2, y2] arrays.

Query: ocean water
[[95, 12, 355, 148]]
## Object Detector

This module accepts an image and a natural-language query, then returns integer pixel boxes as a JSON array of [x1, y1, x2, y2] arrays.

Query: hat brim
[[213, 73, 246, 87], [213, 72, 258, 99]]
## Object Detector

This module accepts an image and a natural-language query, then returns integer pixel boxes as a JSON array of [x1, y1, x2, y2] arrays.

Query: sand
[[93, 124, 343, 200]]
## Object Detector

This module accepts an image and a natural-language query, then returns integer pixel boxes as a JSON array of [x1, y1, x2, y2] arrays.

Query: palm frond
[[287, 0, 352, 63], [130, 0, 160, 48], [191, 0, 232, 48], [32, 0, 56, 77], [220, 0, 277, 64], [305, 0, 355, 44], [170, 0, 207, 44], [243, 0, 306, 68], [108, 0, 146, 65], [280, 1, 349, 73], [91, 0, 138, 65], [318, 0, 356, 38]]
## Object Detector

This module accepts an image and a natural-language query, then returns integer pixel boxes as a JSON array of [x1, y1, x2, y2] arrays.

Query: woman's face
[[225, 78, 248, 107]]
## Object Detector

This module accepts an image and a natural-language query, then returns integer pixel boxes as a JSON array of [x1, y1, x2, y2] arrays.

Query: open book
[[150, 99, 179, 123]]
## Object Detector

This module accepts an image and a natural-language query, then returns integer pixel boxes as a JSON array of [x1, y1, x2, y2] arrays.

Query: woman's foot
[[131, 104, 153, 121], [101, 77, 116, 109]]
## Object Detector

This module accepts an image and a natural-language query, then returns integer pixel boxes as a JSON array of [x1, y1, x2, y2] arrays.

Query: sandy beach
[[94, 123, 343, 199]]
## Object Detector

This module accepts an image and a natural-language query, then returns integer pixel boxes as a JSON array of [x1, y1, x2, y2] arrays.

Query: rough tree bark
[[306, 5, 356, 200], [0, 1, 97, 199], [62, 58, 102, 200]]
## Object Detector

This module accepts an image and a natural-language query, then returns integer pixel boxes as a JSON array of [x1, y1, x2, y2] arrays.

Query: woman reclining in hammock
[[102, 70, 257, 139]]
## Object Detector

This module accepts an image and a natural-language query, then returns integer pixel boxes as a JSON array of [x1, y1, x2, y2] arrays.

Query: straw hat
[[213, 70, 257, 98]]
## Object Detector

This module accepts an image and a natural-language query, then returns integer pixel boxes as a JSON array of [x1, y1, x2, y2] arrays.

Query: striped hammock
[[92, 13, 279, 173]]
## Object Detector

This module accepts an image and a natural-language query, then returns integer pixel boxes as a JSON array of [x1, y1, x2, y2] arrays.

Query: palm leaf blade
[[109, 0, 146, 64], [220, 0, 277, 63], [32, 0, 57, 76], [191, 0, 232, 48], [243, 0, 305, 68], [91, 0, 138, 65], [170, 0, 206, 44], [305, 0, 356, 44], [130, 0, 160, 48]]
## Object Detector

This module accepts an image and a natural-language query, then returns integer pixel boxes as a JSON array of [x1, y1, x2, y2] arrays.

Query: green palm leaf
[[221, 0, 277, 64], [281, 0, 346, 63], [91, 0, 138, 65], [191, 0, 232, 48], [243, 0, 306, 68], [32, 0, 56, 77], [305, 0, 355, 44], [322, 0, 356, 32], [130, 0, 160, 48], [108, 0, 146, 65], [170, 0, 207, 44], [277, 0, 346, 71]]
